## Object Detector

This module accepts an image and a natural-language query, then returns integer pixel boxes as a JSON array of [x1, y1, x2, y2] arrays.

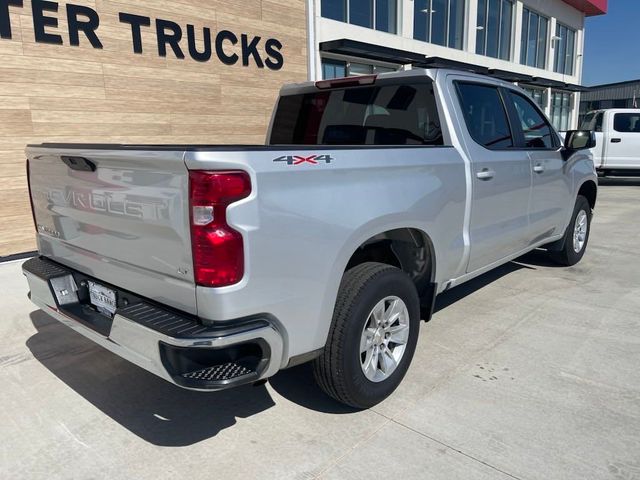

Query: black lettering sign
[[119, 12, 150, 54], [0, 0, 23, 39], [216, 30, 238, 66], [67, 4, 102, 49], [187, 24, 211, 62], [156, 18, 184, 59], [241, 34, 263, 68], [265, 38, 284, 71], [32, 0, 62, 45], [0, 4, 286, 70]]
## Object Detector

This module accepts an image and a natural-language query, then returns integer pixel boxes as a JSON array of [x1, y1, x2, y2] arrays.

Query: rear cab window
[[269, 79, 443, 146], [613, 113, 640, 133]]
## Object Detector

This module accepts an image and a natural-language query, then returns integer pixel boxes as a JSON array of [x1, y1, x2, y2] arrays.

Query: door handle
[[611, 138, 622, 143], [533, 164, 545, 174], [476, 169, 495, 180]]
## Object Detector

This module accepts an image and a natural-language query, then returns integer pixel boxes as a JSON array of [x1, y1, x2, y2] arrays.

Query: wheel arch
[[578, 179, 597, 210], [342, 227, 437, 320]]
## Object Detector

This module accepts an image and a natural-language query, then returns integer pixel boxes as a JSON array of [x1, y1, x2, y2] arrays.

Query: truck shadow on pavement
[[26, 250, 553, 446], [27, 310, 277, 447]]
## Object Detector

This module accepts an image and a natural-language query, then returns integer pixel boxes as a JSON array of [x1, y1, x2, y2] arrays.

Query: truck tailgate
[[26, 146, 196, 314]]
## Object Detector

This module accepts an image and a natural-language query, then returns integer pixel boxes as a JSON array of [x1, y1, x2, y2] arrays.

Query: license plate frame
[[87, 281, 117, 316]]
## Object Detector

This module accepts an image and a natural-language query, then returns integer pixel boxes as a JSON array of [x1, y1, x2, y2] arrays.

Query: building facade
[[0, 0, 308, 257], [0, 0, 606, 257], [311, 0, 606, 131], [580, 79, 640, 122]]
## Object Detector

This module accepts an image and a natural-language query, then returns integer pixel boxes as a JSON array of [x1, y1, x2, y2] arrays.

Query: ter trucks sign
[[0, 0, 284, 70]]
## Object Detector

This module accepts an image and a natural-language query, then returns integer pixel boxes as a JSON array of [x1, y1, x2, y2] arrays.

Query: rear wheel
[[313, 262, 420, 409], [550, 195, 592, 266]]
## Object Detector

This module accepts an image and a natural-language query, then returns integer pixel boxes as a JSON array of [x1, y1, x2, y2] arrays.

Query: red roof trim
[[562, 0, 607, 16]]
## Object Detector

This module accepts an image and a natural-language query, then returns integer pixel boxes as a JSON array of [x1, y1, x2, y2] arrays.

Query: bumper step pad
[[182, 362, 254, 382]]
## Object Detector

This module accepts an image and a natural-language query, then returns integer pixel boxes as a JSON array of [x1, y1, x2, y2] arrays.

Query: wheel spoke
[[379, 346, 397, 374], [387, 324, 409, 345], [385, 298, 403, 324], [364, 348, 379, 377], [372, 302, 385, 325], [360, 328, 375, 354]]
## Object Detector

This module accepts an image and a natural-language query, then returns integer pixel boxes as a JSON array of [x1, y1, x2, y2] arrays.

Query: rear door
[[504, 89, 570, 242], [454, 81, 532, 273], [605, 112, 640, 169], [26, 146, 196, 314]]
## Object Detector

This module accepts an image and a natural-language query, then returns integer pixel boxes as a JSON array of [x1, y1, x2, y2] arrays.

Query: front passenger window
[[509, 92, 555, 149]]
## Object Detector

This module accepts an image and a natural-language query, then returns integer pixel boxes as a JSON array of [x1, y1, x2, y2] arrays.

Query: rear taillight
[[189, 170, 251, 288]]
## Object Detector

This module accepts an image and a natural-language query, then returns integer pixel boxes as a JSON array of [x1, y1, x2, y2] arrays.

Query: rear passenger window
[[508, 91, 555, 149], [456, 83, 513, 149], [613, 113, 640, 133], [270, 81, 443, 146]]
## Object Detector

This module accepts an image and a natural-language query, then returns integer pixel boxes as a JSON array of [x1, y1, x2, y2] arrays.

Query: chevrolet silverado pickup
[[23, 69, 598, 408]]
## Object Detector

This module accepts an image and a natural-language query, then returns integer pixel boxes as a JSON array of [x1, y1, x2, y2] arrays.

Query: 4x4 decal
[[273, 154, 333, 165]]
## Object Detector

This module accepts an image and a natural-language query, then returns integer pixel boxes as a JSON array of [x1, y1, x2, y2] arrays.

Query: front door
[[455, 81, 532, 273], [505, 90, 571, 242]]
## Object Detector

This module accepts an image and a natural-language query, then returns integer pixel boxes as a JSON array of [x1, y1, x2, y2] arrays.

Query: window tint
[[613, 113, 640, 133], [509, 91, 555, 148], [270, 82, 443, 146], [580, 112, 604, 132], [456, 83, 513, 149]]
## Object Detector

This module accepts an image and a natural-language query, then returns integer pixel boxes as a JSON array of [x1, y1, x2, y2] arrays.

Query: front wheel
[[313, 262, 420, 409], [550, 195, 592, 266]]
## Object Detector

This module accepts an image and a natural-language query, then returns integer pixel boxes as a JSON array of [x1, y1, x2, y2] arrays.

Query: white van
[[580, 109, 640, 176]]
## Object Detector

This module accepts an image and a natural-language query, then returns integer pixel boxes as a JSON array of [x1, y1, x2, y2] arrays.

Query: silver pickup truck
[[23, 68, 597, 408]]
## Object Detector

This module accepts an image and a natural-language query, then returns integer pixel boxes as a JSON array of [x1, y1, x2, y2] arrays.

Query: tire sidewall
[[340, 269, 420, 408], [565, 196, 592, 265]]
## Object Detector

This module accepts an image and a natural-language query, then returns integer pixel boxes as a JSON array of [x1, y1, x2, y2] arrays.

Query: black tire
[[550, 195, 592, 266], [313, 262, 420, 409]]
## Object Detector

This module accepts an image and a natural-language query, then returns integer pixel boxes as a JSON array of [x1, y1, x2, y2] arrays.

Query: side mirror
[[564, 130, 596, 150]]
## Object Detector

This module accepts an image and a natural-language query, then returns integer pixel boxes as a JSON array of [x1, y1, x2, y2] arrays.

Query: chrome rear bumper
[[23, 257, 284, 391]]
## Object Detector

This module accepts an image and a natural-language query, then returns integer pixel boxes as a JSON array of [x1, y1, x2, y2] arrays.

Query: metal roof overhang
[[319, 39, 426, 65], [319, 40, 588, 92]]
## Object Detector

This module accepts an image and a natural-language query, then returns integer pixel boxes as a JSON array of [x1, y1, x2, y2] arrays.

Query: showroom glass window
[[321, 59, 397, 79], [476, 0, 513, 61], [413, 0, 465, 50], [520, 7, 548, 69], [321, 0, 398, 33], [522, 86, 546, 110], [550, 91, 572, 131], [553, 23, 576, 75]]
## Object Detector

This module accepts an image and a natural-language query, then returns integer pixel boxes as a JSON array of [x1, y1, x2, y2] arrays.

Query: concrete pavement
[[1, 179, 639, 480]]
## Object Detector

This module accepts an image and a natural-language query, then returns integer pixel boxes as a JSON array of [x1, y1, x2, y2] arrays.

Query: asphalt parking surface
[[1, 179, 639, 480]]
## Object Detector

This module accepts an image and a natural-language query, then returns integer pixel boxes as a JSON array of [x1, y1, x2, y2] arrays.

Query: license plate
[[88, 281, 117, 316]]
